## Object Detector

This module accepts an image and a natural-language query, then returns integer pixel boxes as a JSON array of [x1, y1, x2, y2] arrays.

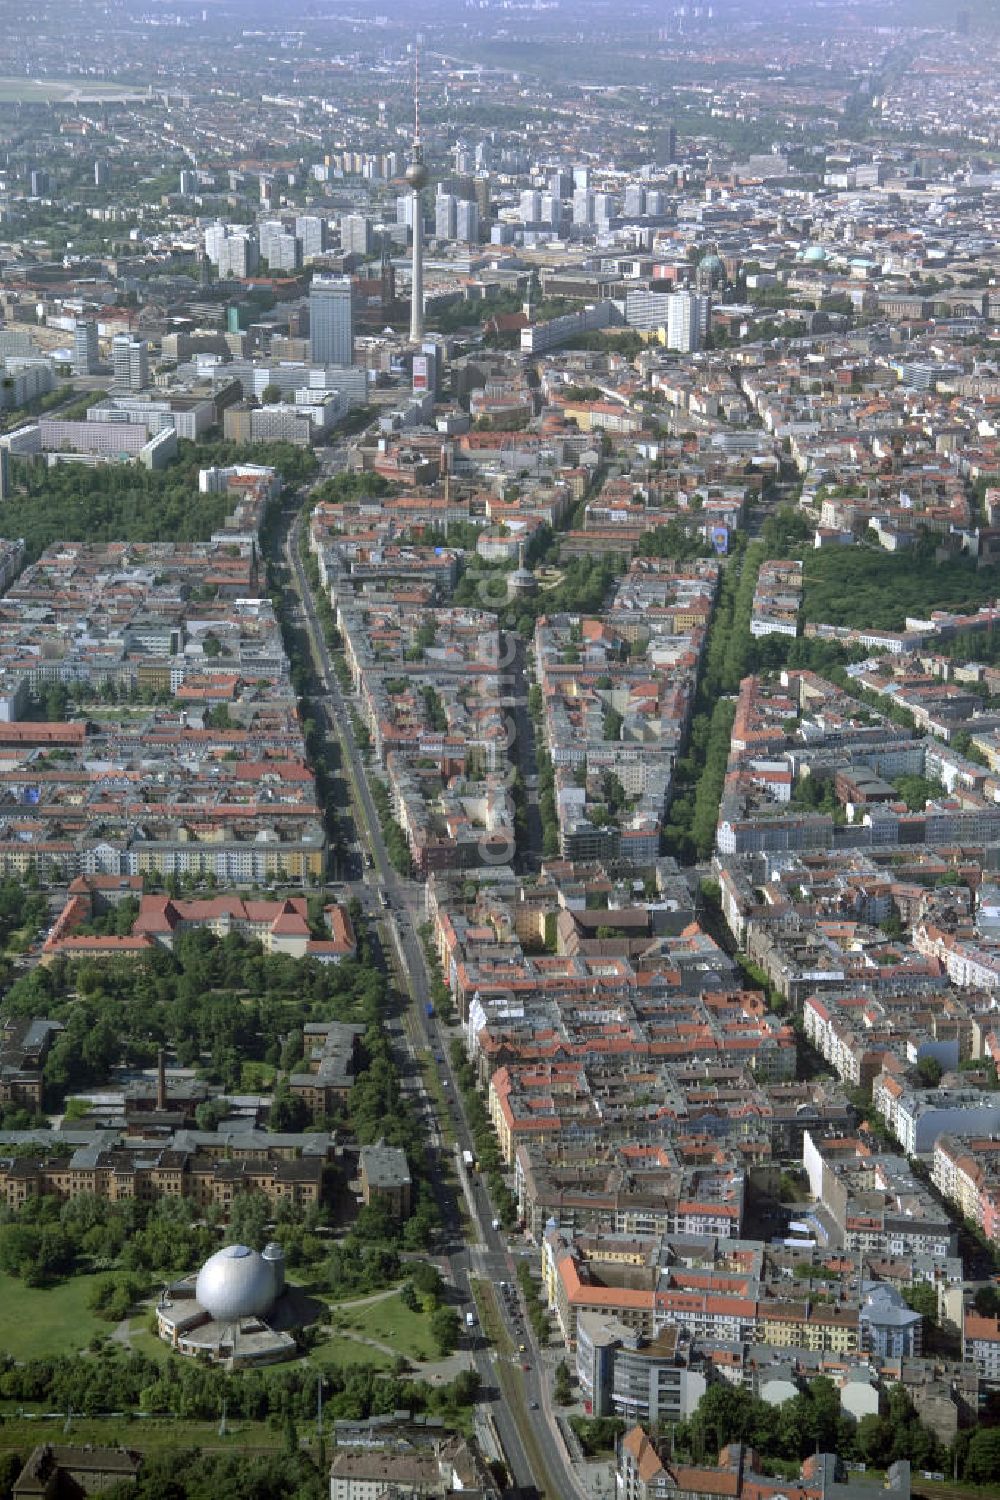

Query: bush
[[517, 1263, 549, 1345], [430, 1305, 460, 1355], [570, 1416, 625, 1456], [86, 1273, 148, 1322]]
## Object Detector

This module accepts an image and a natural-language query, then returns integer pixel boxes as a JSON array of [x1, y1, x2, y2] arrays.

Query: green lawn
[[329, 1290, 438, 1362], [0, 1272, 110, 1358], [309, 1333, 393, 1371], [240, 1060, 276, 1090], [125, 1325, 175, 1366]]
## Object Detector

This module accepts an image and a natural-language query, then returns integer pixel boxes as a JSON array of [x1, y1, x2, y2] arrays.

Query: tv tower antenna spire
[[406, 37, 428, 344]]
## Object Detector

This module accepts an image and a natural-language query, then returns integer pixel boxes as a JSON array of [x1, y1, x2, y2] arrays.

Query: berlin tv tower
[[406, 40, 428, 344]]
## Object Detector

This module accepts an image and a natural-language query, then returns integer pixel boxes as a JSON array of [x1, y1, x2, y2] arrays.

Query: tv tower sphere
[[405, 157, 429, 190]]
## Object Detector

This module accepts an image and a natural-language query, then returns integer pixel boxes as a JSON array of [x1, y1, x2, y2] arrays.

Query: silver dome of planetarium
[[195, 1244, 279, 1323]]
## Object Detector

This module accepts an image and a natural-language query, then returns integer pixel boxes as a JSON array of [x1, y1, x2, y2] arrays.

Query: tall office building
[[258, 219, 285, 254], [435, 193, 458, 241], [623, 184, 646, 218], [396, 194, 416, 232], [309, 276, 354, 366], [219, 230, 259, 280], [519, 190, 543, 225], [0, 447, 10, 503], [594, 193, 617, 226], [73, 319, 99, 376], [624, 289, 673, 332], [473, 175, 491, 224], [179, 169, 198, 196], [412, 339, 443, 397], [539, 194, 561, 230], [259, 221, 301, 273], [29, 169, 49, 198], [111, 334, 149, 391], [204, 222, 228, 265], [296, 215, 327, 262], [572, 190, 594, 226], [453, 142, 476, 175], [273, 233, 302, 273], [340, 214, 372, 258], [666, 292, 709, 353], [455, 200, 480, 244], [94, 160, 110, 188]]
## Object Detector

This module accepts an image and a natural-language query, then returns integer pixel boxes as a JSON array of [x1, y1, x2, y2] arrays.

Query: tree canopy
[[7, 440, 315, 562], [801, 545, 1000, 632]]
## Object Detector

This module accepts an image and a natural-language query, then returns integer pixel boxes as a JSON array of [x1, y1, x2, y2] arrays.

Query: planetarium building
[[156, 1242, 304, 1368]]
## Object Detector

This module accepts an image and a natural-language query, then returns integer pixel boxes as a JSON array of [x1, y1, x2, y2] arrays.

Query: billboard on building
[[710, 524, 729, 556]]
